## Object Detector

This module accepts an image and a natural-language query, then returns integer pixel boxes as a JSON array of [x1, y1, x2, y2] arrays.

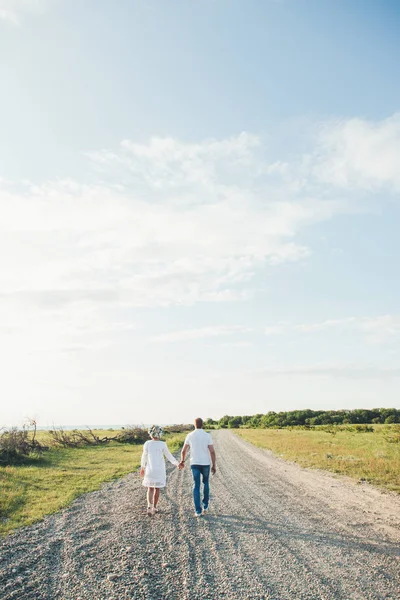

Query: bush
[[163, 424, 193, 434], [49, 426, 151, 447], [0, 423, 46, 464], [353, 424, 374, 433], [48, 427, 111, 448], [0, 427, 31, 463], [382, 424, 400, 444], [228, 416, 243, 429], [115, 426, 149, 445]]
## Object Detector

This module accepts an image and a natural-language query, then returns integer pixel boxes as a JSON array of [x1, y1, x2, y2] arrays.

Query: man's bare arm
[[209, 444, 216, 474], [179, 443, 189, 468]]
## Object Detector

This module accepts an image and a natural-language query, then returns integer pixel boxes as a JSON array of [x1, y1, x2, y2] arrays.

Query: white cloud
[[0, 0, 47, 24], [0, 118, 399, 383], [1, 117, 400, 424], [0, 133, 341, 314], [220, 341, 253, 348], [151, 325, 251, 343], [264, 321, 291, 336], [314, 113, 400, 192], [255, 364, 400, 379], [360, 315, 400, 344], [264, 318, 356, 336], [264, 315, 400, 345], [151, 314, 400, 345], [294, 317, 357, 333]]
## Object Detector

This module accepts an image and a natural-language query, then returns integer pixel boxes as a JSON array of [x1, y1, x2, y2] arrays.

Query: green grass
[[236, 425, 400, 493], [0, 432, 185, 536], [164, 433, 186, 453]]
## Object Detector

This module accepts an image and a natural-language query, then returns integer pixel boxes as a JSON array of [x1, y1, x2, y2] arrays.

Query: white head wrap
[[148, 425, 163, 438]]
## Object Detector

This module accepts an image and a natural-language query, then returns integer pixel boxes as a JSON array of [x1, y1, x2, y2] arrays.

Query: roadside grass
[[165, 433, 186, 453], [236, 425, 400, 493], [0, 432, 185, 537]]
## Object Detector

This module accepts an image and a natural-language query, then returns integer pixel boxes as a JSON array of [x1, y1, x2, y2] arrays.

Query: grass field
[[236, 425, 400, 493], [0, 431, 185, 536]]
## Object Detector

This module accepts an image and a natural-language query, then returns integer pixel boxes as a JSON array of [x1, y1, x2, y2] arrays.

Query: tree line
[[204, 408, 400, 429]]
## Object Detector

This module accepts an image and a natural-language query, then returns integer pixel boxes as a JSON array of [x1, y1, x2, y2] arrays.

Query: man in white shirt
[[179, 417, 217, 517]]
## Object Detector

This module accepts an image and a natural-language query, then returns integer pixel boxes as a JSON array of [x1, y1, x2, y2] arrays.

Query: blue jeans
[[191, 465, 210, 514]]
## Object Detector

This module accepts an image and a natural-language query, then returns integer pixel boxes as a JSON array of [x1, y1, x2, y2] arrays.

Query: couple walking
[[140, 417, 217, 517]]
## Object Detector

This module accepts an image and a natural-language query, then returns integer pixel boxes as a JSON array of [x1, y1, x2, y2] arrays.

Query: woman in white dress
[[140, 425, 180, 515]]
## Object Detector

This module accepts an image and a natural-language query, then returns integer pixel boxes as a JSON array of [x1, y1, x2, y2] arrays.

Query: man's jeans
[[190, 465, 210, 514]]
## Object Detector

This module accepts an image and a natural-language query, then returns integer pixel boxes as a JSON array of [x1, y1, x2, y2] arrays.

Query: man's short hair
[[194, 417, 203, 429]]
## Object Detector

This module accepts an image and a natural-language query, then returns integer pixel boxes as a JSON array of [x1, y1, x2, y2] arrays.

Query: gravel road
[[1, 430, 399, 600]]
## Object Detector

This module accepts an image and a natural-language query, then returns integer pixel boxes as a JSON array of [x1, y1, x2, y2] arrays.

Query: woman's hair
[[148, 425, 163, 438]]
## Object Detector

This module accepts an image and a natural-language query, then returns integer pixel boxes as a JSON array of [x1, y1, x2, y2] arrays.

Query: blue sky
[[1, 0, 399, 425]]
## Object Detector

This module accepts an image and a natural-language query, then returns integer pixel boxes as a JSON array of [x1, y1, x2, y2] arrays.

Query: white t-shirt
[[184, 429, 213, 465]]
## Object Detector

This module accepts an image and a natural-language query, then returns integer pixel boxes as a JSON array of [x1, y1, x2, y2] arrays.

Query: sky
[[1, 0, 400, 426]]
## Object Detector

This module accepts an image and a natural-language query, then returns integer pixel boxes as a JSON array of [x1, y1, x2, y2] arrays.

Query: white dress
[[141, 440, 179, 488]]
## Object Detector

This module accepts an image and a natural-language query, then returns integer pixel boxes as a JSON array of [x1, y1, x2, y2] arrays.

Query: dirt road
[[1, 430, 399, 599]]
